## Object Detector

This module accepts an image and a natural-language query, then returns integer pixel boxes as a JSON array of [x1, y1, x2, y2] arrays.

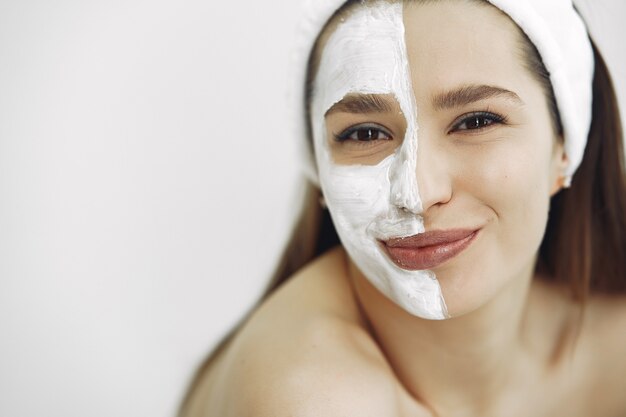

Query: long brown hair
[[178, 2, 626, 414], [539, 41, 626, 299]]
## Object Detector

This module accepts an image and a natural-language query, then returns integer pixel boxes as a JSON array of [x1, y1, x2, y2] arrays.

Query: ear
[[550, 140, 569, 196]]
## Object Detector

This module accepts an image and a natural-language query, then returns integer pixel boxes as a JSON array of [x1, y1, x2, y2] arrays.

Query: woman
[[181, 0, 626, 415]]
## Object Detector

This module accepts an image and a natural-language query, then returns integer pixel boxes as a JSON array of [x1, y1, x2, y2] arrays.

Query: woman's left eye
[[450, 111, 506, 133]]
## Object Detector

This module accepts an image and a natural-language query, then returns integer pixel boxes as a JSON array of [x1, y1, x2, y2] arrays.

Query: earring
[[551, 175, 569, 195], [562, 175, 572, 189]]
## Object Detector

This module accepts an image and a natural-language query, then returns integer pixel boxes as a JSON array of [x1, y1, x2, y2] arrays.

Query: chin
[[435, 255, 535, 319]]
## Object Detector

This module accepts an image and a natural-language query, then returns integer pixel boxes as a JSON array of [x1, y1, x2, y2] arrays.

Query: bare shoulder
[[576, 291, 626, 415], [203, 248, 405, 417], [582, 292, 626, 358]]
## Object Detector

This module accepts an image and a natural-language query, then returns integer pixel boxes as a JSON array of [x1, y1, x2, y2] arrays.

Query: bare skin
[[184, 2, 626, 416], [187, 247, 626, 417]]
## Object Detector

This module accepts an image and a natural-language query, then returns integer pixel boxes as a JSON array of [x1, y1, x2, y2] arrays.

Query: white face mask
[[311, 1, 448, 319]]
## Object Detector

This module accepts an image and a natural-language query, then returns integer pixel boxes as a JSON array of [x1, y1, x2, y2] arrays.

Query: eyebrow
[[432, 84, 524, 110], [325, 93, 395, 116]]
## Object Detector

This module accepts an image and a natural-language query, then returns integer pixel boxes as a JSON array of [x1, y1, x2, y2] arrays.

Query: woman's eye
[[451, 112, 506, 132], [334, 125, 392, 143]]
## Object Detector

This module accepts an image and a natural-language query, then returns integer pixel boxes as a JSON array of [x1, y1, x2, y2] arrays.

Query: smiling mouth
[[381, 229, 479, 270]]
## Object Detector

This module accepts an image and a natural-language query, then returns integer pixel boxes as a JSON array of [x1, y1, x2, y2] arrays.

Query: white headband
[[292, 0, 595, 184]]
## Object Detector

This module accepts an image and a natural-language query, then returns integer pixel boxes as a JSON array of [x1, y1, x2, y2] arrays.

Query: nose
[[415, 133, 453, 213], [389, 128, 452, 214]]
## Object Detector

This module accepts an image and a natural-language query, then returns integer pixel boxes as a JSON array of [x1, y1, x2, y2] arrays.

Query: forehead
[[313, 0, 529, 110], [312, 2, 408, 118], [403, 1, 525, 94]]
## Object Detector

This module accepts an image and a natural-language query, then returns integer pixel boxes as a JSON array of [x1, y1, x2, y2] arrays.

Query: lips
[[382, 229, 479, 270]]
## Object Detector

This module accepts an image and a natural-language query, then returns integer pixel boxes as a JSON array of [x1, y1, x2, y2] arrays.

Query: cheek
[[319, 161, 391, 227], [454, 139, 553, 253]]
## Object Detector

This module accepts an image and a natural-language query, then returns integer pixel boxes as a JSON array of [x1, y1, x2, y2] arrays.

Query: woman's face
[[310, 0, 567, 319]]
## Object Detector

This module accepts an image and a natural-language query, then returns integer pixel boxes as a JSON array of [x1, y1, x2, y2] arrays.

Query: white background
[[0, 1, 624, 416]]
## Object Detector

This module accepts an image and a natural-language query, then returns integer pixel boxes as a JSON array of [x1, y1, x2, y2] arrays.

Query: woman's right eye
[[333, 124, 393, 143]]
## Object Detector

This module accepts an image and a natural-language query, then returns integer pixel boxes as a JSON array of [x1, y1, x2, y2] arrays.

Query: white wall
[[576, 0, 626, 126], [0, 1, 624, 417], [0, 1, 302, 416]]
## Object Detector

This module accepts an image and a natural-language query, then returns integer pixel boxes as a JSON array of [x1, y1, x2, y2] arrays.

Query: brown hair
[[178, 1, 626, 414], [539, 41, 626, 299]]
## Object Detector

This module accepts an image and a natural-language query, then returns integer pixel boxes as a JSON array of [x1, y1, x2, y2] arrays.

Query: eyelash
[[333, 111, 507, 143], [449, 111, 507, 133], [333, 124, 393, 143]]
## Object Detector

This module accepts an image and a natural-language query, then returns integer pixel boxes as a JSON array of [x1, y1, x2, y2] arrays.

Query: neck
[[348, 255, 551, 416]]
